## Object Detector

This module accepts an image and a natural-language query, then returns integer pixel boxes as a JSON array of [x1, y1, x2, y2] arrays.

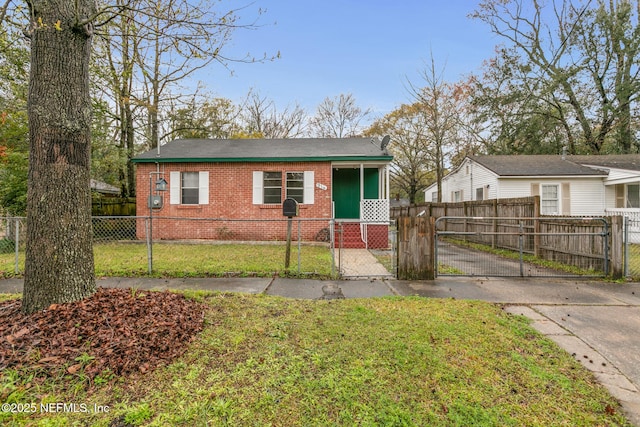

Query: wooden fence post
[[397, 216, 435, 280], [610, 215, 623, 279], [533, 195, 541, 257]]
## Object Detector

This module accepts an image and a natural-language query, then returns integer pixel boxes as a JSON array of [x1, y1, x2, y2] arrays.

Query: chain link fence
[[0, 217, 26, 275], [11, 213, 640, 280], [1, 216, 397, 279], [623, 215, 640, 278], [333, 221, 396, 279], [435, 216, 610, 278]]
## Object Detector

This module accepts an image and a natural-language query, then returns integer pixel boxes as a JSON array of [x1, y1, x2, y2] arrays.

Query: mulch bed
[[0, 287, 206, 380]]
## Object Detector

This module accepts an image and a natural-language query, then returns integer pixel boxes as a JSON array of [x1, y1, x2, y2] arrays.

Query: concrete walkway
[[3, 276, 640, 425], [334, 248, 393, 278]]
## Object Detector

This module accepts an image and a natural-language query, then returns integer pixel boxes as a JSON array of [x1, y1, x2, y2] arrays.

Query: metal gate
[[434, 216, 609, 278]]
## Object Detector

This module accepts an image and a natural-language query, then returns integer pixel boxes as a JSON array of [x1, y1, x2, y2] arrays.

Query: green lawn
[[626, 243, 640, 279], [0, 293, 629, 426], [0, 242, 335, 279]]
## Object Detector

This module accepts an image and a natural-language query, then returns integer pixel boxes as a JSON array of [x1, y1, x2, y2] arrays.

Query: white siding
[[470, 163, 498, 200], [604, 185, 617, 209], [444, 159, 472, 201], [606, 168, 639, 183], [425, 158, 609, 215], [568, 179, 606, 216], [424, 185, 437, 202], [424, 159, 499, 202], [498, 177, 605, 216]]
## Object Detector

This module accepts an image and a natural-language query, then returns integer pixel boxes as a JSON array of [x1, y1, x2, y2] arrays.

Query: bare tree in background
[[240, 90, 307, 138], [309, 93, 371, 138], [366, 103, 433, 204], [166, 95, 242, 139], [408, 57, 461, 202], [91, 0, 274, 195]]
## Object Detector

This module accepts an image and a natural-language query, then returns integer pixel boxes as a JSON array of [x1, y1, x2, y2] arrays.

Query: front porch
[[332, 163, 391, 249]]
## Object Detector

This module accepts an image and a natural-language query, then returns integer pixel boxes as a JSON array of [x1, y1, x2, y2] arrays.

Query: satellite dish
[[380, 135, 391, 150]]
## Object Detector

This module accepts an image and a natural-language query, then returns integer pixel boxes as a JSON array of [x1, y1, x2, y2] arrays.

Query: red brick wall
[[136, 162, 333, 241]]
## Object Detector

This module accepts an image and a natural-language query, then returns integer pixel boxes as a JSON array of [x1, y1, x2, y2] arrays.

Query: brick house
[[132, 138, 393, 248]]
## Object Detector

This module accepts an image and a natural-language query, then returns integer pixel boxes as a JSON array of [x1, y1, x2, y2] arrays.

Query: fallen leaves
[[0, 287, 206, 381]]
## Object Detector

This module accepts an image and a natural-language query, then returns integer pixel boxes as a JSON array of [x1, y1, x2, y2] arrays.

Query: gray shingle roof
[[469, 155, 608, 176], [90, 179, 119, 195], [568, 155, 640, 172], [132, 138, 393, 163]]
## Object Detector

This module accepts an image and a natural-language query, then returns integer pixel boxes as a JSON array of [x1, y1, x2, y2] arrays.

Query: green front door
[[333, 168, 359, 219], [333, 168, 380, 219]]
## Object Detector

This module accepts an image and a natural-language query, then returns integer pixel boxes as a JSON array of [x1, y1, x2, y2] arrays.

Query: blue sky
[[198, 1, 500, 119]]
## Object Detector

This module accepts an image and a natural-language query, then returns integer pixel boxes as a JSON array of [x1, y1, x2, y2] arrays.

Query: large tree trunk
[[22, 0, 96, 313]]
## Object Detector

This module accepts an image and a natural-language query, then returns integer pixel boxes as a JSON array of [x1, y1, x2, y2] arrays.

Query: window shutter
[[170, 171, 180, 205], [303, 171, 314, 204], [561, 182, 570, 215], [199, 171, 209, 205], [616, 184, 625, 208], [252, 171, 263, 204], [531, 183, 540, 196]]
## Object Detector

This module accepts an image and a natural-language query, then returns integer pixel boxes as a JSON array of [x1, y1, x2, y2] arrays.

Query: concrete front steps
[[334, 222, 389, 249]]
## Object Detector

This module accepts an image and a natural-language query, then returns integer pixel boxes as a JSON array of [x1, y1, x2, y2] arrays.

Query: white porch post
[[359, 164, 364, 200], [385, 165, 390, 200]]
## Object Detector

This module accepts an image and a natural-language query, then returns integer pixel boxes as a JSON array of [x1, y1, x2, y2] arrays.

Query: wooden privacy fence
[[91, 197, 136, 216], [393, 197, 624, 278], [435, 216, 623, 278], [391, 196, 539, 219]]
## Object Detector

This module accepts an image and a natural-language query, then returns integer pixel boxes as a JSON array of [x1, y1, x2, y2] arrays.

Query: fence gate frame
[[434, 216, 615, 278]]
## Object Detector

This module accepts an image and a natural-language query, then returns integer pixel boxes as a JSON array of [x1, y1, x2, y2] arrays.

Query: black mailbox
[[283, 198, 299, 217]]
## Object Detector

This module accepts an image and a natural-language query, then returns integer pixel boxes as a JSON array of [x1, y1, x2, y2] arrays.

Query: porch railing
[[361, 199, 389, 223], [607, 208, 640, 243]]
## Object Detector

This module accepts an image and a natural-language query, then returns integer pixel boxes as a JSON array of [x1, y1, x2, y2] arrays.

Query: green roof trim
[[132, 155, 393, 163]]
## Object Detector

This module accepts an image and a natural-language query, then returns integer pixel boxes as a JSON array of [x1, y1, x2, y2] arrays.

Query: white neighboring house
[[424, 155, 640, 218]]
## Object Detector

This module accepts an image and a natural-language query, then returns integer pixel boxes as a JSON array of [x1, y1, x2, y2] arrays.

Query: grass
[[371, 249, 394, 273], [0, 292, 630, 426], [0, 242, 335, 279], [437, 263, 465, 275], [626, 243, 640, 279], [0, 238, 15, 254]]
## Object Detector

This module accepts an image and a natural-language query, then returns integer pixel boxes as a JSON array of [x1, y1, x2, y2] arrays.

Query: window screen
[[181, 172, 199, 204], [263, 172, 282, 204], [286, 172, 304, 203], [541, 184, 558, 214], [628, 184, 640, 208]]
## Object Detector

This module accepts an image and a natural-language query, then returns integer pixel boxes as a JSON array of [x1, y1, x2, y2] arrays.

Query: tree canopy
[[469, 0, 640, 154]]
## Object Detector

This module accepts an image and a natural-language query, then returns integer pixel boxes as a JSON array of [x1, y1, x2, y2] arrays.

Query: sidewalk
[[3, 276, 640, 425]]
